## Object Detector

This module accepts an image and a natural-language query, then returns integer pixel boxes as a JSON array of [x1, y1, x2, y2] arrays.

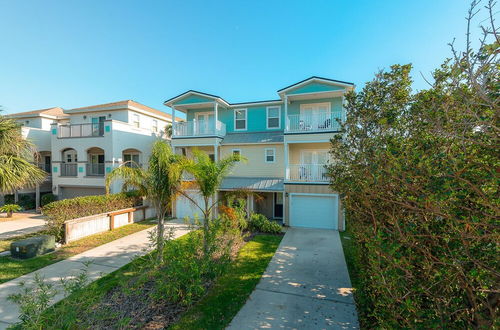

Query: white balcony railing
[[287, 164, 329, 182], [173, 120, 226, 137], [286, 112, 342, 133], [58, 123, 105, 138]]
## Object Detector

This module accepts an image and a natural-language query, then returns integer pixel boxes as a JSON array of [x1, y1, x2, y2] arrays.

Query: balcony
[[58, 123, 104, 138], [287, 164, 329, 182], [86, 163, 105, 176], [173, 120, 226, 138], [286, 112, 342, 133], [60, 163, 78, 177], [37, 163, 52, 174]]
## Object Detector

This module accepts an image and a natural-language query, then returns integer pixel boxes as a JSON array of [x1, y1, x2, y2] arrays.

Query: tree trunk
[[156, 203, 165, 263], [203, 196, 210, 255], [7, 211, 12, 218]]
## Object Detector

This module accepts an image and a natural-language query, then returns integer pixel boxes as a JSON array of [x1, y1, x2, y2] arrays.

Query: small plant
[[247, 213, 282, 234], [0, 203, 22, 217], [40, 193, 56, 206]]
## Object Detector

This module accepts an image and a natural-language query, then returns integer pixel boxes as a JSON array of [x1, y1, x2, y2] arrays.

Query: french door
[[300, 150, 329, 181], [299, 103, 331, 130], [195, 113, 215, 135]]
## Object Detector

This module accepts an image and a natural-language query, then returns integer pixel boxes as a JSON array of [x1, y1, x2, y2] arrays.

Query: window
[[266, 106, 280, 129], [124, 153, 140, 167], [232, 149, 241, 161], [234, 109, 247, 130], [265, 148, 276, 163], [152, 119, 158, 132], [132, 114, 140, 127]]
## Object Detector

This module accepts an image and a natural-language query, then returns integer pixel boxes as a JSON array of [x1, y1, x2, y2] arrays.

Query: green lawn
[[0, 220, 156, 284], [170, 234, 283, 329], [35, 234, 282, 329]]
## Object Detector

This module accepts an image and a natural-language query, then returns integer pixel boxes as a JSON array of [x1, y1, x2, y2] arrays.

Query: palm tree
[[0, 114, 46, 195], [182, 149, 241, 253], [105, 140, 183, 262]]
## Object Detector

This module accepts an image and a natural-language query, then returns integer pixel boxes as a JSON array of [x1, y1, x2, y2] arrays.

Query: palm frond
[[0, 155, 46, 193]]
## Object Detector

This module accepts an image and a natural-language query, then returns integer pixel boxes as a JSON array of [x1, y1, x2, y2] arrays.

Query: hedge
[[42, 192, 142, 242]]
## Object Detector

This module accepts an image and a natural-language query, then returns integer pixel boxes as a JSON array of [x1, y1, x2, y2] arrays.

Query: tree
[[0, 114, 46, 195], [105, 140, 183, 262], [182, 149, 241, 253]]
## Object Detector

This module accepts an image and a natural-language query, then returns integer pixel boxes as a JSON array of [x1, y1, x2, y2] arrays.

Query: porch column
[[214, 143, 219, 162], [214, 102, 218, 134], [284, 94, 288, 130], [284, 142, 289, 181], [35, 184, 40, 211], [171, 106, 176, 137], [14, 191, 19, 203]]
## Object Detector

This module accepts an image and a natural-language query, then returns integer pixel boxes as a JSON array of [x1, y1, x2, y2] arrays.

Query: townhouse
[[8, 100, 173, 207], [165, 76, 354, 230]]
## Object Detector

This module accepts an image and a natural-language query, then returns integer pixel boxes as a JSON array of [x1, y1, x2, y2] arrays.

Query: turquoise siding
[[186, 108, 215, 122], [219, 105, 285, 132], [287, 97, 343, 116], [174, 95, 215, 106], [286, 82, 344, 95]]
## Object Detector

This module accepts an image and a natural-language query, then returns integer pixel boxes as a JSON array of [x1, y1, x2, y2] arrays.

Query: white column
[[284, 94, 288, 131], [35, 184, 40, 210], [14, 191, 19, 203], [171, 106, 176, 137], [284, 142, 289, 181], [214, 143, 219, 162], [214, 102, 218, 134]]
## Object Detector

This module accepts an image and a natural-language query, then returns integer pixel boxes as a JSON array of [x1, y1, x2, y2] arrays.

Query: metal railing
[[287, 164, 329, 182], [60, 163, 78, 177], [37, 163, 52, 174], [286, 112, 342, 133], [173, 120, 226, 137], [58, 123, 105, 138], [86, 163, 105, 176]]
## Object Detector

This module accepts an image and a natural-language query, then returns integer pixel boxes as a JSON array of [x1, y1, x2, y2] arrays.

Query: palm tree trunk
[[156, 202, 165, 263], [203, 196, 210, 255]]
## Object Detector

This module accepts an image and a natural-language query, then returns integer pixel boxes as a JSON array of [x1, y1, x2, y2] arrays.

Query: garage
[[59, 187, 106, 200], [289, 193, 338, 230], [175, 191, 211, 220]]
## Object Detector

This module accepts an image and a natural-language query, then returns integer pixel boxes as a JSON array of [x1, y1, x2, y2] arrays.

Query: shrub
[[40, 193, 56, 206], [0, 204, 22, 217], [247, 214, 281, 234], [42, 192, 141, 242]]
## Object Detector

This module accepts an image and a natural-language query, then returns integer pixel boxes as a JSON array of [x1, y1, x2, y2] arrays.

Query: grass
[[170, 234, 283, 329], [0, 219, 156, 284], [36, 233, 282, 329]]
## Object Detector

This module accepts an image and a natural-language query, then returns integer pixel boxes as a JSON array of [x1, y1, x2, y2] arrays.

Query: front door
[[195, 113, 215, 135], [274, 192, 283, 218], [300, 150, 329, 181]]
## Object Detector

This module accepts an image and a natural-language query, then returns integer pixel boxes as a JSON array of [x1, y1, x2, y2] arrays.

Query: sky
[[0, 0, 483, 115]]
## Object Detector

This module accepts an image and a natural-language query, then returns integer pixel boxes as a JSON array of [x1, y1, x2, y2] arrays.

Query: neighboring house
[[164, 76, 354, 230], [7, 100, 174, 207]]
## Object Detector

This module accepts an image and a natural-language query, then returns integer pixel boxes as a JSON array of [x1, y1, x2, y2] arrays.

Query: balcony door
[[299, 103, 331, 130], [91, 116, 106, 136], [89, 153, 104, 176], [195, 112, 214, 135], [300, 150, 329, 181]]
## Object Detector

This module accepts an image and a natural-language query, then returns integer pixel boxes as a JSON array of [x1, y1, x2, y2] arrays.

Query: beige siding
[[220, 144, 284, 178], [283, 184, 344, 230], [284, 132, 339, 143], [255, 192, 274, 219], [171, 137, 221, 147]]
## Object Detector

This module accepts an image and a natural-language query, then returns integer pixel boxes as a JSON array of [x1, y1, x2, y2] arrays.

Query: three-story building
[[165, 76, 354, 230]]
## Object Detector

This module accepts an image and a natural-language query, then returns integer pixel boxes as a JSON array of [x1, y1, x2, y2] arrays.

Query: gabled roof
[[164, 90, 230, 107], [277, 76, 355, 94], [67, 100, 179, 121], [7, 107, 67, 119]]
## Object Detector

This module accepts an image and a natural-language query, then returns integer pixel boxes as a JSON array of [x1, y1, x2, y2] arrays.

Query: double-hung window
[[132, 114, 140, 128], [232, 149, 241, 162], [266, 106, 280, 129], [265, 148, 276, 163], [152, 119, 158, 132], [234, 109, 247, 131]]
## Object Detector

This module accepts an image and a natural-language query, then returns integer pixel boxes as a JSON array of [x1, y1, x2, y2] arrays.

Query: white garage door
[[290, 194, 338, 230], [176, 191, 211, 220]]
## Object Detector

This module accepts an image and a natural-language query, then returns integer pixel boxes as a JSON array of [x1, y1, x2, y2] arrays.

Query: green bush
[[42, 192, 141, 242], [247, 214, 282, 234], [40, 193, 56, 206]]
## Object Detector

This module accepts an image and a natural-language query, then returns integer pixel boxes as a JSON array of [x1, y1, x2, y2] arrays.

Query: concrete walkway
[[0, 212, 47, 240], [0, 219, 192, 329], [228, 228, 359, 329]]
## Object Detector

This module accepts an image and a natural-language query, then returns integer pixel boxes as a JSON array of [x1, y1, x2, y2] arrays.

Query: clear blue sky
[[0, 1, 478, 115]]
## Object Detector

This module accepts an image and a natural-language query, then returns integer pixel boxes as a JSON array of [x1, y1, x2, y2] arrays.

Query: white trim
[[221, 142, 282, 146], [266, 106, 281, 129], [230, 100, 283, 107], [278, 77, 354, 95], [234, 108, 247, 131], [264, 148, 276, 163], [283, 139, 332, 144], [164, 91, 230, 107]]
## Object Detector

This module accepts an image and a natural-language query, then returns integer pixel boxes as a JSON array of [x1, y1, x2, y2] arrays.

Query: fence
[[63, 205, 155, 243]]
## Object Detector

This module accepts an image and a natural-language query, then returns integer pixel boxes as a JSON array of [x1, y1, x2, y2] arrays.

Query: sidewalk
[[0, 212, 46, 240], [0, 219, 192, 329]]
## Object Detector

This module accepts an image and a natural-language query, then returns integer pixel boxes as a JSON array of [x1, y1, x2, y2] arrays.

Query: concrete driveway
[[0, 213, 46, 240], [228, 228, 359, 329]]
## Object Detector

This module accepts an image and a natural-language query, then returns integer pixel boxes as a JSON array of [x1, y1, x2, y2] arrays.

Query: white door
[[290, 194, 338, 229], [300, 103, 331, 130], [195, 113, 215, 135], [300, 150, 329, 181], [176, 191, 211, 219]]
